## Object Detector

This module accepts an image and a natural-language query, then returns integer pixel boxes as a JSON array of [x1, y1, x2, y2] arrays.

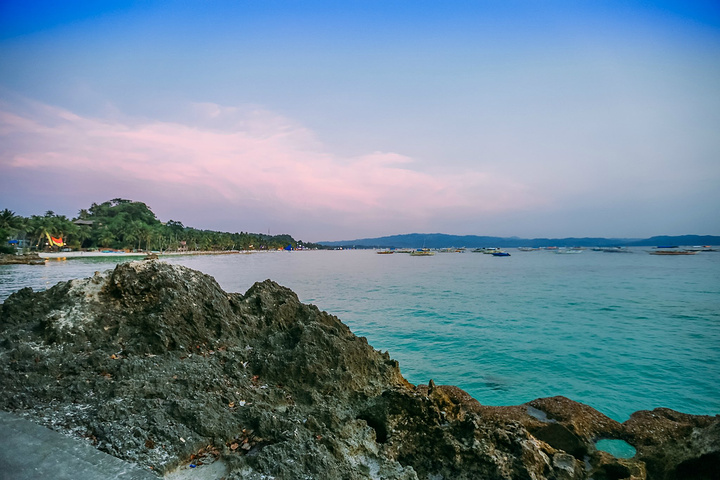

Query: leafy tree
[[2, 198, 326, 253]]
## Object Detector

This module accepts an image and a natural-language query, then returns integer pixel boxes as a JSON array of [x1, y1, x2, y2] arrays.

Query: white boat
[[555, 248, 583, 254], [594, 247, 632, 253]]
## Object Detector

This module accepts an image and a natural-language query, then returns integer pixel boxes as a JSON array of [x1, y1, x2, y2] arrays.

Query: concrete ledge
[[0, 411, 157, 480]]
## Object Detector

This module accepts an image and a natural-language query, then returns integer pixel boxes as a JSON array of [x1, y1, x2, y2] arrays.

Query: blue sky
[[1, 1, 719, 241]]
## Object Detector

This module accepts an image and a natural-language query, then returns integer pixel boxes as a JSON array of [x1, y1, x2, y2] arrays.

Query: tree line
[[1, 199, 322, 254]]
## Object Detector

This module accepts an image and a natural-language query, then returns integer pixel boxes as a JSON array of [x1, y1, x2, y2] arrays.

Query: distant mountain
[[319, 233, 720, 249], [625, 235, 720, 247]]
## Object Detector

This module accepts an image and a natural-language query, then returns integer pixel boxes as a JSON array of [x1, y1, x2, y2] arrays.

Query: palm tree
[[140, 226, 153, 251], [126, 221, 146, 250], [98, 229, 115, 248], [25, 215, 49, 249], [131, 222, 152, 251], [0, 209, 24, 231], [123, 231, 138, 250]]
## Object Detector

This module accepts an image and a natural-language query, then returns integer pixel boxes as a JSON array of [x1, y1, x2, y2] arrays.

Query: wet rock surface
[[1, 261, 717, 479]]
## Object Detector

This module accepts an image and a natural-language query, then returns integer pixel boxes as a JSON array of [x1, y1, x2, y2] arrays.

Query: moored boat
[[555, 248, 583, 254], [472, 247, 501, 254], [593, 247, 632, 253], [687, 246, 718, 252], [649, 250, 698, 255], [410, 248, 435, 256]]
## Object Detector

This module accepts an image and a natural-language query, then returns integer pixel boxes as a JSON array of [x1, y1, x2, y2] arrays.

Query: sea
[[1, 248, 718, 422]]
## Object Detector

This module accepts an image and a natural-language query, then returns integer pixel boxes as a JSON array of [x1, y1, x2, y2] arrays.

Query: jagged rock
[[624, 409, 720, 480], [0, 261, 717, 479]]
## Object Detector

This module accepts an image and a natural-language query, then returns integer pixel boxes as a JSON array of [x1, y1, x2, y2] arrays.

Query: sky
[[1, 1, 719, 242]]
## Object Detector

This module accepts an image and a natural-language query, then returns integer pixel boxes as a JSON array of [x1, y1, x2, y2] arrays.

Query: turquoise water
[[595, 439, 636, 458], [1, 249, 719, 421]]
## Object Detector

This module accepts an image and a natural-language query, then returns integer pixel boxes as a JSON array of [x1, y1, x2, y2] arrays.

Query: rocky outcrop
[[0, 261, 717, 479], [0, 253, 45, 265]]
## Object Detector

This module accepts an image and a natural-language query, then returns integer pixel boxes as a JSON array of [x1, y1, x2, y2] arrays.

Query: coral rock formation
[[1, 261, 717, 479]]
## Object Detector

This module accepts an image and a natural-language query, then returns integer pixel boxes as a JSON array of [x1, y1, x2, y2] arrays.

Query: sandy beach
[[38, 250, 257, 259]]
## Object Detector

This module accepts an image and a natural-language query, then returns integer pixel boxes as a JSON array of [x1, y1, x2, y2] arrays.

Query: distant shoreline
[[320, 233, 720, 249], [39, 250, 262, 259]]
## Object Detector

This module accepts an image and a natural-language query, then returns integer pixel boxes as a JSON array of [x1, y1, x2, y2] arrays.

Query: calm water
[[2, 249, 719, 421]]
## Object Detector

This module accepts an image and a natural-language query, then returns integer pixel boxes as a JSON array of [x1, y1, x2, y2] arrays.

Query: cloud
[[0, 98, 541, 237]]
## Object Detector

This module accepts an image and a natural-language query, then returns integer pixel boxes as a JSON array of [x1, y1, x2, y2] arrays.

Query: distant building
[[8, 238, 27, 253]]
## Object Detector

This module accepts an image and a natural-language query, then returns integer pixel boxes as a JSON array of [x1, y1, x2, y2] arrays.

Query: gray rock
[[1, 261, 717, 479]]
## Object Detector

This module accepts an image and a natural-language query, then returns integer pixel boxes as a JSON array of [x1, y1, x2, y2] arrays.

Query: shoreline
[[38, 250, 263, 259]]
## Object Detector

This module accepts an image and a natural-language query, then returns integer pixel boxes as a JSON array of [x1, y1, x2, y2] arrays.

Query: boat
[[410, 248, 435, 256], [376, 250, 394, 254], [649, 250, 698, 255], [687, 246, 718, 252], [555, 248, 583, 254], [594, 247, 632, 253], [491, 251, 511, 257], [472, 247, 501, 254]]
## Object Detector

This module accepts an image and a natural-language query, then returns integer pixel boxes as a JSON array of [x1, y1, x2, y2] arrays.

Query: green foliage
[[0, 209, 26, 253], [1, 199, 326, 252], [0, 209, 25, 231], [0, 226, 15, 253], [11, 211, 77, 250]]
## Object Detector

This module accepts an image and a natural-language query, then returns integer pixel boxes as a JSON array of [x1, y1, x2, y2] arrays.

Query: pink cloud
[[0, 99, 543, 233]]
